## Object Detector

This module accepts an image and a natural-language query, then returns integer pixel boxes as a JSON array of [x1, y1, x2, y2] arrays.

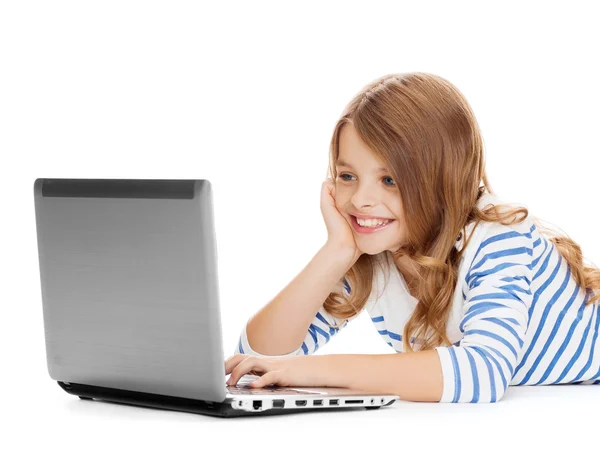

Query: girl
[[224, 72, 600, 403]]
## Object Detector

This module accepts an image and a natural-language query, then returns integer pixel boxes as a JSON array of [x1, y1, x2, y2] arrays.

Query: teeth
[[356, 218, 391, 228]]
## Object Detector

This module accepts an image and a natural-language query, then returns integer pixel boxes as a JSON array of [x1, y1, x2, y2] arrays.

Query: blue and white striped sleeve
[[235, 277, 354, 357], [435, 223, 535, 403]]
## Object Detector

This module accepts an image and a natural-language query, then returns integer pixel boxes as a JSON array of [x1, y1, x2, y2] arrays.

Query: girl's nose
[[351, 190, 379, 208]]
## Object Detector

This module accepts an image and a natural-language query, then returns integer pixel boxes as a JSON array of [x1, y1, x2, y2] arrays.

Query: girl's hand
[[225, 354, 325, 388], [320, 178, 363, 263]]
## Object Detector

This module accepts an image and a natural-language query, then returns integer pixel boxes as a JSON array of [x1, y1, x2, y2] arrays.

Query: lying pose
[[225, 72, 600, 403]]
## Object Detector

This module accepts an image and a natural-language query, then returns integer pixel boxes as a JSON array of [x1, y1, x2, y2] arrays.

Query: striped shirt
[[236, 193, 600, 402]]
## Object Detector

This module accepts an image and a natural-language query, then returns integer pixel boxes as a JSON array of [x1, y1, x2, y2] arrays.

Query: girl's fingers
[[250, 371, 279, 388], [227, 357, 270, 386], [224, 353, 248, 374]]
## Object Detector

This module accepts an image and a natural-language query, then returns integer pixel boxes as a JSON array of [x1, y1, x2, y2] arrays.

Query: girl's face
[[335, 123, 407, 255]]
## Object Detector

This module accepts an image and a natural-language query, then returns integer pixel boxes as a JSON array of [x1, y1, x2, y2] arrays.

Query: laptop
[[33, 178, 399, 417]]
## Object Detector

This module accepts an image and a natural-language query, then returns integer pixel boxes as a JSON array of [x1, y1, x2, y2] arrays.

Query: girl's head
[[329, 72, 487, 261], [323, 72, 600, 352]]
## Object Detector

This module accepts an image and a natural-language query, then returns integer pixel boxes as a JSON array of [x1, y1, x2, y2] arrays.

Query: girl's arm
[[236, 278, 354, 357], [434, 223, 535, 402], [242, 242, 357, 356], [229, 222, 535, 402]]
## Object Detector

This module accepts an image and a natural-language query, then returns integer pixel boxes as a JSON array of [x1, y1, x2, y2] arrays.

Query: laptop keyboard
[[226, 374, 327, 395], [226, 385, 309, 395]]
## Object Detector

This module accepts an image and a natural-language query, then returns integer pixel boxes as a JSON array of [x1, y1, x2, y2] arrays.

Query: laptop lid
[[33, 178, 227, 403]]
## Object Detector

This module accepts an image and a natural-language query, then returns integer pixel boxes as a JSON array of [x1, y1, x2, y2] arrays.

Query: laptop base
[[57, 381, 390, 417]]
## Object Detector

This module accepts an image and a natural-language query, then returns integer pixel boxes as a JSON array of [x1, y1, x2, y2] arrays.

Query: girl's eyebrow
[[335, 159, 389, 172]]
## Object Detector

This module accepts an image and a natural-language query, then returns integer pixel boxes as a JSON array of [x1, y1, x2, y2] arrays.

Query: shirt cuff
[[435, 346, 458, 403]]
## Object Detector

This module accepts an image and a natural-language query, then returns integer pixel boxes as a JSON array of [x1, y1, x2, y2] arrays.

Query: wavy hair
[[322, 72, 600, 352]]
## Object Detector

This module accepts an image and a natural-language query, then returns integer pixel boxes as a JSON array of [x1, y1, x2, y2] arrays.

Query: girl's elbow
[[443, 384, 508, 404], [485, 384, 509, 403]]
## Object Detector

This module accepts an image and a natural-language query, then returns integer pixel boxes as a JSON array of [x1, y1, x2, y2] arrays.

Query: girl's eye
[[338, 173, 396, 187]]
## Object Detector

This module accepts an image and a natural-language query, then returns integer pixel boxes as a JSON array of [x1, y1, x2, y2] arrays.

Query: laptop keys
[[227, 386, 305, 395]]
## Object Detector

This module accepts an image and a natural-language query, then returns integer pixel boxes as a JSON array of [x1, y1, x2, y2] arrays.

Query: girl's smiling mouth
[[351, 215, 396, 234]]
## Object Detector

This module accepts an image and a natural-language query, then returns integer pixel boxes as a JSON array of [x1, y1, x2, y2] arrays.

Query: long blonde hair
[[322, 72, 600, 352]]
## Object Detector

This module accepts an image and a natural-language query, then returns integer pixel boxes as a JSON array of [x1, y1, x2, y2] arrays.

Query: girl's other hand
[[320, 178, 362, 265], [224, 354, 323, 388]]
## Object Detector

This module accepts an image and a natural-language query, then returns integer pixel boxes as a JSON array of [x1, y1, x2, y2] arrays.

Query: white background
[[2, 1, 599, 460]]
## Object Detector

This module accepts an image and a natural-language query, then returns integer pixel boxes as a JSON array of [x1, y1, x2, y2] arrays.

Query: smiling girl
[[225, 72, 600, 403]]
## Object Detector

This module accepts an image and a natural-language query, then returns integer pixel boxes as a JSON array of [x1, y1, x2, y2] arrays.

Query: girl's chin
[[357, 244, 393, 255]]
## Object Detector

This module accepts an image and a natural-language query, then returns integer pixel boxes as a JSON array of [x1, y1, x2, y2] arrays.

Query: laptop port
[[252, 400, 262, 410], [345, 399, 364, 404], [329, 399, 339, 406], [272, 399, 285, 409], [313, 399, 323, 406], [295, 400, 307, 407]]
